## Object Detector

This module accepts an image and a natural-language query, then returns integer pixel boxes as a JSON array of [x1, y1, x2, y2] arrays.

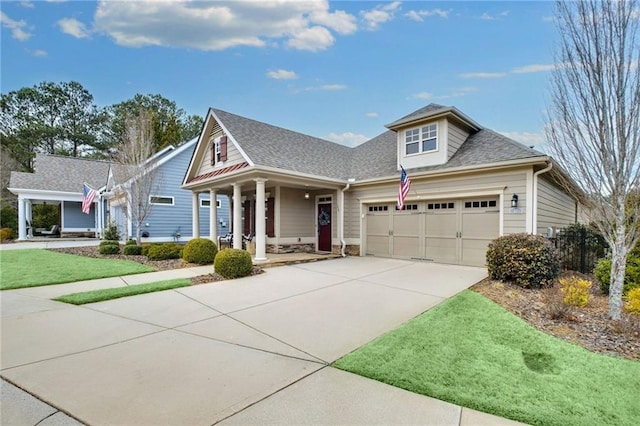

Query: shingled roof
[[9, 154, 111, 193], [210, 104, 546, 182]]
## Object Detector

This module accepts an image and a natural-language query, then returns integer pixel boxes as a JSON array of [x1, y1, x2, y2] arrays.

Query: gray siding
[[63, 201, 95, 229], [280, 187, 315, 238], [536, 177, 576, 235], [130, 145, 230, 240], [446, 120, 469, 161]]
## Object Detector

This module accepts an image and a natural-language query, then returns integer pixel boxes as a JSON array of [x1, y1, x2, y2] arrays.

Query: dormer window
[[405, 123, 438, 155]]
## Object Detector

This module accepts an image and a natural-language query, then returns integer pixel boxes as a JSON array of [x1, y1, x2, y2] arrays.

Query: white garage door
[[365, 197, 499, 266]]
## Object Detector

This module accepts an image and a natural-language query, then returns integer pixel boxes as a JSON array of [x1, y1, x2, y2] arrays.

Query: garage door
[[365, 197, 499, 266]]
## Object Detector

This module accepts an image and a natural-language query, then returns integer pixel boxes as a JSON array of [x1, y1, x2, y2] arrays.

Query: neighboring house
[[182, 103, 581, 266], [8, 139, 230, 242], [8, 155, 110, 240], [104, 138, 230, 242]]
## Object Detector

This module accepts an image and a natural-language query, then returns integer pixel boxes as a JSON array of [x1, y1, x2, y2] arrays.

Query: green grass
[[333, 290, 640, 426], [54, 279, 191, 305], [0, 249, 154, 290]]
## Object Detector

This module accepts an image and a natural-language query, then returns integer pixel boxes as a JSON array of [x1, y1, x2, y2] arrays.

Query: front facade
[[183, 104, 580, 266]]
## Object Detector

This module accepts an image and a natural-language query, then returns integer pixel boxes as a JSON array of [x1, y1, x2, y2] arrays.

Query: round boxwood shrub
[[123, 244, 143, 255], [0, 227, 14, 242], [214, 248, 253, 279], [99, 240, 120, 255], [594, 255, 640, 295], [146, 242, 182, 261], [182, 238, 218, 264], [125, 239, 137, 246], [486, 233, 560, 288]]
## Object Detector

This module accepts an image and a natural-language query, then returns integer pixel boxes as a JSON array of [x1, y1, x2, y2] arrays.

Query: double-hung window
[[405, 123, 438, 155]]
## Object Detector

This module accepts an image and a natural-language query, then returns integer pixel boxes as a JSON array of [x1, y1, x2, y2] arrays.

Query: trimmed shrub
[[624, 287, 640, 315], [594, 255, 640, 295], [486, 233, 561, 288], [0, 206, 18, 237], [214, 248, 253, 279], [0, 227, 13, 242], [123, 244, 143, 255], [147, 243, 182, 261], [559, 276, 592, 308], [125, 239, 137, 246], [103, 221, 120, 241], [182, 238, 218, 264], [99, 240, 120, 255]]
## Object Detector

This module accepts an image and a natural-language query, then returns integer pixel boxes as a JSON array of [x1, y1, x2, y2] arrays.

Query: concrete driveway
[[1, 257, 522, 425]]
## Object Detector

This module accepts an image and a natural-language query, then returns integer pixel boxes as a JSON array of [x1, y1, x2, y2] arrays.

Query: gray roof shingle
[[9, 154, 111, 193]]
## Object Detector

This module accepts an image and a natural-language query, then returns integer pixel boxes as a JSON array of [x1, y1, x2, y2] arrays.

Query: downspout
[[532, 162, 553, 234], [340, 182, 351, 257]]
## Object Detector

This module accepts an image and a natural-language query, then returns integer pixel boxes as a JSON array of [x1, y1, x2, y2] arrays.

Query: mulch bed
[[471, 275, 640, 361]]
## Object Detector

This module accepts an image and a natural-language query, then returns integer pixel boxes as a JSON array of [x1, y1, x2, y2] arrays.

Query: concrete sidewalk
[[1, 257, 526, 425]]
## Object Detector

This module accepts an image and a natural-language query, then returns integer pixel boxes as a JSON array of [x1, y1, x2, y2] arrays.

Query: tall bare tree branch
[[546, 0, 640, 320]]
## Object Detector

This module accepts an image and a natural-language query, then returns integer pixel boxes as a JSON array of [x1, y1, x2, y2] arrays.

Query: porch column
[[209, 189, 218, 243], [17, 196, 26, 240], [232, 183, 242, 249], [254, 178, 268, 262], [25, 200, 33, 238], [192, 192, 200, 239]]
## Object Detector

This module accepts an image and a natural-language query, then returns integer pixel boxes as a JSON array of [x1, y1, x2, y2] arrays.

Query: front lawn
[[333, 290, 640, 426], [54, 279, 190, 304], [0, 249, 154, 290]]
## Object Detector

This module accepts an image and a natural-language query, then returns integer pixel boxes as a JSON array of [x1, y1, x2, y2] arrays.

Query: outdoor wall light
[[511, 194, 519, 208], [304, 192, 310, 199]]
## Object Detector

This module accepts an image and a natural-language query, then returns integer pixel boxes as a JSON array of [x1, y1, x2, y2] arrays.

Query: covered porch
[[187, 170, 351, 263]]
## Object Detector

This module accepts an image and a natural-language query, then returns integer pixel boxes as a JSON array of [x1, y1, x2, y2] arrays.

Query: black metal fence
[[553, 225, 608, 274]]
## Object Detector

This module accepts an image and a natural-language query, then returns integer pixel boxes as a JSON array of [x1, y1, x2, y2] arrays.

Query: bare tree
[[546, 0, 640, 320], [113, 111, 160, 245]]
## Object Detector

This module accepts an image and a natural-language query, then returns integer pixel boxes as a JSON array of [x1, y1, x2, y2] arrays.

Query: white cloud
[[320, 84, 346, 90], [411, 87, 477, 100], [459, 72, 507, 79], [412, 92, 435, 100], [92, 0, 357, 52], [1, 12, 32, 41], [511, 63, 557, 74], [31, 49, 47, 57], [480, 11, 508, 21], [267, 69, 298, 80], [480, 12, 495, 20], [366, 112, 378, 118], [19, 1, 34, 8], [405, 8, 450, 22], [361, 1, 401, 30], [57, 17, 90, 39], [294, 83, 347, 93], [325, 131, 370, 147]]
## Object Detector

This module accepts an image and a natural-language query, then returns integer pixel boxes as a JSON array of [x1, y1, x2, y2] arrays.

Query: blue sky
[[1, 0, 558, 150]]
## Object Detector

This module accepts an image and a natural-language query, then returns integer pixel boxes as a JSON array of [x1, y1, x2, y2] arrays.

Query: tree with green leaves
[[546, 0, 640, 320]]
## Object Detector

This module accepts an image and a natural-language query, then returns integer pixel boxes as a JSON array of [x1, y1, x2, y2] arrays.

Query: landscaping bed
[[471, 275, 640, 361]]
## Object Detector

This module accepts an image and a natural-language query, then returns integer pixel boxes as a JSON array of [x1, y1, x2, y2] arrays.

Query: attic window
[[211, 135, 228, 165], [405, 123, 438, 155]]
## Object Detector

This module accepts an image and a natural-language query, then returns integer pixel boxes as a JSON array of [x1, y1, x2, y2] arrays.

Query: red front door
[[318, 203, 332, 252]]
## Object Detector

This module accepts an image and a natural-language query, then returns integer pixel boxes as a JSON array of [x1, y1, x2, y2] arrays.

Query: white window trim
[[200, 199, 221, 208], [149, 195, 175, 206], [405, 123, 438, 156], [214, 138, 222, 165]]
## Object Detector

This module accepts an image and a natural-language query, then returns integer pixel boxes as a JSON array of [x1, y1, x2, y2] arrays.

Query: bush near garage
[[214, 248, 253, 279], [146, 242, 182, 261], [594, 255, 640, 295], [486, 233, 561, 289], [99, 240, 120, 255], [182, 238, 218, 265]]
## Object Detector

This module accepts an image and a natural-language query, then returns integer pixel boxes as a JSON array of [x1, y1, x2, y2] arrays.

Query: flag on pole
[[82, 183, 97, 215], [397, 166, 411, 210]]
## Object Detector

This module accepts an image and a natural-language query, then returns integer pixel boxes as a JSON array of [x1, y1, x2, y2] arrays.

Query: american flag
[[397, 167, 411, 210], [82, 183, 97, 215]]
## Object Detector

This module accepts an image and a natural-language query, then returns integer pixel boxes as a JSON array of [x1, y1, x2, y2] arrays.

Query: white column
[[254, 179, 268, 262], [209, 189, 218, 243], [233, 183, 242, 249], [25, 200, 33, 238], [18, 196, 26, 240], [192, 192, 200, 239]]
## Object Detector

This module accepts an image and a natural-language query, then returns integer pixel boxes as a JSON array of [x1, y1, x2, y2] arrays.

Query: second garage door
[[365, 197, 499, 266]]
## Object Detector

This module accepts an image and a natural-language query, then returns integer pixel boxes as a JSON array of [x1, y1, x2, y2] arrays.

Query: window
[[405, 123, 438, 155], [211, 135, 228, 165], [149, 196, 174, 206], [464, 200, 497, 209], [427, 202, 455, 210], [214, 140, 222, 163], [368, 205, 389, 212], [396, 204, 418, 211], [200, 199, 221, 208]]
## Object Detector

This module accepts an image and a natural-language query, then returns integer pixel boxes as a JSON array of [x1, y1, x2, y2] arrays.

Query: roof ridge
[[37, 153, 113, 164]]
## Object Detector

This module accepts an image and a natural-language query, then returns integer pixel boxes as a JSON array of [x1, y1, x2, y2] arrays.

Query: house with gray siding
[[9, 139, 229, 242], [182, 103, 583, 266]]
